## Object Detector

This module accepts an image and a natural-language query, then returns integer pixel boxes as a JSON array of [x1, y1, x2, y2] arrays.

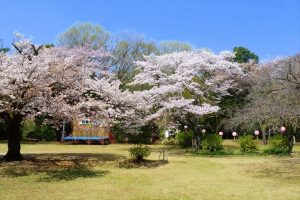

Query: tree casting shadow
[[0, 153, 124, 181], [38, 166, 110, 182], [118, 159, 168, 169]]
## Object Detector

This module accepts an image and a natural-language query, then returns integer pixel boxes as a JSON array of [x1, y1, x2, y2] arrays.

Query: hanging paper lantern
[[280, 126, 286, 133], [254, 130, 260, 136], [232, 132, 237, 137], [218, 131, 224, 136]]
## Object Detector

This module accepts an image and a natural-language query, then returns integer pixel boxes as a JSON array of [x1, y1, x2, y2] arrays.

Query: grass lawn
[[0, 140, 300, 200]]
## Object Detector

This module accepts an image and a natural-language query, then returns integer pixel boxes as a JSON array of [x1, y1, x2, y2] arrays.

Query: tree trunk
[[288, 136, 294, 154], [3, 113, 23, 161], [262, 132, 267, 145]]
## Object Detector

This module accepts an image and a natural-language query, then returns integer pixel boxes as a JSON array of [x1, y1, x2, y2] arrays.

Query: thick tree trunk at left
[[3, 113, 23, 162]]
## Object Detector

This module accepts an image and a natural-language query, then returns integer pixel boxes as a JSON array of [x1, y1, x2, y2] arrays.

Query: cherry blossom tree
[[78, 77, 144, 127], [130, 50, 243, 133], [0, 33, 113, 161]]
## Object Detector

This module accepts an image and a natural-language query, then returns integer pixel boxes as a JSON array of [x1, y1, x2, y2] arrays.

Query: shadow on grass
[[2, 165, 110, 182], [118, 159, 168, 169], [38, 167, 110, 182], [0, 153, 124, 181], [265, 158, 300, 179], [242, 157, 300, 181], [0, 140, 58, 145], [117, 146, 191, 158]]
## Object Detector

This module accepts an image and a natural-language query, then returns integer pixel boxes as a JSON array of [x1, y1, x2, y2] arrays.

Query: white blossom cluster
[[131, 50, 243, 122], [79, 78, 144, 126]]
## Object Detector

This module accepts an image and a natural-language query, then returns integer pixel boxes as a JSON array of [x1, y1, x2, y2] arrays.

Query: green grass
[[0, 140, 300, 200]]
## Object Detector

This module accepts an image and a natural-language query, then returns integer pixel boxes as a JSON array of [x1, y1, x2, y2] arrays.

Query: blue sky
[[0, 0, 299, 61]]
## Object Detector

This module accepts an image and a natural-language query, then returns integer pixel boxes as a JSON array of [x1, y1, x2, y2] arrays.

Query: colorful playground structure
[[61, 118, 115, 144]]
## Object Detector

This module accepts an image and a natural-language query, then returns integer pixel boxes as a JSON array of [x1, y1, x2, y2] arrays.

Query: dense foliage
[[233, 46, 259, 63], [201, 134, 223, 152], [264, 134, 290, 155], [175, 131, 194, 148], [238, 135, 258, 153], [22, 120, 56, 141], [161, 138, 179, 146], [129, 144, 151, 161]]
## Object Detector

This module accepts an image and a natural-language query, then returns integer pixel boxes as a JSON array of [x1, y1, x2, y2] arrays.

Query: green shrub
[[201, 134, 223, 152], [264, 134, 290, 155], [26, 126, 56, 141], [161, 138, 179, 146], [22, 120, 35, 139], [111, 123, 126, 143], [39, 126, 56, 141], [238, 135, 258, 153], [176, 130, 193, 148], [129, 144, 151, 160], [23, 120, 56, 141]]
